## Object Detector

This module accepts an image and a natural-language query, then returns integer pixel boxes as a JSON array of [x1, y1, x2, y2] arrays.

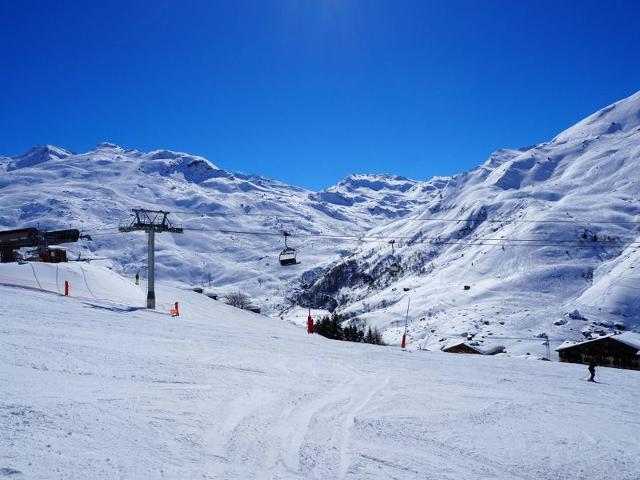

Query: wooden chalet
[[556, 332, 640, 371]]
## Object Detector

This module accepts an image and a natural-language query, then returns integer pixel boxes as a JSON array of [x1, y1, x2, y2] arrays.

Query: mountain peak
[[553, 90, 640, 143], [8, 144, 72, 170], [331, 173, 417, 193], [305, 173, 429, 217], [139, 149, 226, 183], [96, 141, 122, 150]]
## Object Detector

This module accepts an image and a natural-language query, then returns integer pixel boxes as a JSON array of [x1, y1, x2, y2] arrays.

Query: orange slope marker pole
[[307, 308, 314, 334], [401, 297, 410, 349]]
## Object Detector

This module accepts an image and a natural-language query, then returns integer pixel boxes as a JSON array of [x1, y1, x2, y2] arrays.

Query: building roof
[[442, 340, 472, 351], [443, 340, 505, 355], [616, 332, 640, 350], [556, 331, 640, 352]]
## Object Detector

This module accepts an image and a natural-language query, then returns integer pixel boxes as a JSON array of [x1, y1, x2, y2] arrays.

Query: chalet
[[556, 332, 640, 371], [442, 341, 505, 355]]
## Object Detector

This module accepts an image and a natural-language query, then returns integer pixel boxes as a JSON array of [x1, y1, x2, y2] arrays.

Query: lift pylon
[[119, 209, 183, 309]]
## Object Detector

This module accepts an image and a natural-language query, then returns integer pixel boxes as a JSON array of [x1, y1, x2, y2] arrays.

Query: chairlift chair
[[279, 232, 299, 266], [386, 239, 400, 275]]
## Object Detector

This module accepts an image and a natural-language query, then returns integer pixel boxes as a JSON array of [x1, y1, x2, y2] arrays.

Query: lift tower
[[119, 209, 183, 309]]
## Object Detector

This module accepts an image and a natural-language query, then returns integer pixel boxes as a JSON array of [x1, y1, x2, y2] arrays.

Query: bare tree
[[224, 290, 251, 310]]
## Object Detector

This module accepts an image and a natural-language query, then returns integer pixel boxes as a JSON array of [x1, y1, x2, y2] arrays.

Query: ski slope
[[1, 263, 639, 479], [3, 92, 640, 354]]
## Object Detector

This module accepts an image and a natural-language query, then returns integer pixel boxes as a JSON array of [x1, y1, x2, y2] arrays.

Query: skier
[[588, 361, 597, 382], [135, 272, 140, 285]]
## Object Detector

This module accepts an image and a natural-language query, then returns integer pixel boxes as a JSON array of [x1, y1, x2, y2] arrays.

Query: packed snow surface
[[1, 263, 639, 479]]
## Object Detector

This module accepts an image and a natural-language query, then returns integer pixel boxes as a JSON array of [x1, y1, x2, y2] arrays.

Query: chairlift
[[279, 232, 299, 266], [386, 239, 401, 275]]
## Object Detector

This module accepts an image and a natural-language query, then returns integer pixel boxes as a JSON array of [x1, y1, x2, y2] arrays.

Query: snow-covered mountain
[[310, 173, 446, 219], [2, 91, 640, 355], [303, 91, 640, 354], [0, 143, 438, 316]]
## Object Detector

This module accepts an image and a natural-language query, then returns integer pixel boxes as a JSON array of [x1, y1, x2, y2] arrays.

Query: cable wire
[[155, 208, 640, 226], [86, 226, 640, 249], [183, 227, 640, 248]]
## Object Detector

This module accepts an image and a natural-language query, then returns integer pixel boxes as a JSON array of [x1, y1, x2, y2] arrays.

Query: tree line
[[314, 313, 385, 345], [223, 291, 385, 346]]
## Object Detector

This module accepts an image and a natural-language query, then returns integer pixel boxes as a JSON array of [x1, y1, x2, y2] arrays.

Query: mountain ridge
[[2, 90, 640, 355], [0, 140, 440, 320], [301, 90, 640, 354]]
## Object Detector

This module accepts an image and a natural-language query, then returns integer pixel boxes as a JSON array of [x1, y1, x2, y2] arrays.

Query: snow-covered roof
[[476, 344, 507, 355], [615, 332, 640, 350], [556, 332, 640, 352], [442, 340, 505, 355], [556, 340, 578, 351]]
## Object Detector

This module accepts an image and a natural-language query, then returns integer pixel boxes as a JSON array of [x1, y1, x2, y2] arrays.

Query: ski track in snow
[[1, 263, 639, 480]]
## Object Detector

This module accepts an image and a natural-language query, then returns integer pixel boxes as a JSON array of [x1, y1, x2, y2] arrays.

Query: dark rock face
[[295, 260, 373, 311]]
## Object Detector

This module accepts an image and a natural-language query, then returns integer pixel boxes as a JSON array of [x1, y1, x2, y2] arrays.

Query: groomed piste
[[0, 262, 638, 479]]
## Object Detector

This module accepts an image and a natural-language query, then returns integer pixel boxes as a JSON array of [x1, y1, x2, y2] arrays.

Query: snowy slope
[[2, 92, 640, 353], [0, 144, 436, 316], [302, 91, 640, 352], [1, 264, 639, 480]]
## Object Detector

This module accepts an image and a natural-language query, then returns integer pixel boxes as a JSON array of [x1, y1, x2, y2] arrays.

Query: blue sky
[[1, 0, 639, 189]]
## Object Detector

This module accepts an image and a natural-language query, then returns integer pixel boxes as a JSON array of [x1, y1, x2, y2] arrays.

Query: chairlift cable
[[181, 227, 640, 246], [168, 209, 640, 226], [84, 226, 640, 248]]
